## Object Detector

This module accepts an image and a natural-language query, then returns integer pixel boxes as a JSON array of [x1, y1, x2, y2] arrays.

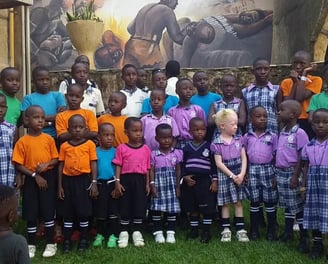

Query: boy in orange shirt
[[56, 83, 98, 144], [280, 50, 322, 138], [12, 105, 58, 258], [97, 91, 128, 147]]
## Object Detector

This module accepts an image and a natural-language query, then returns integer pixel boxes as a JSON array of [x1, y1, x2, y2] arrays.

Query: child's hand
[[35, 175, 48, 190], [150, 185, 157, 197], [184, 175, 196, 187], [210, 180, 218, 193], [114, 181, 125, 197], [303, 63, 317, 75], [15, 174, 24, 189], [176, 186, 181, 198], [233, 174, 244, 186], [111, 189, 119, 199], [289, 176, 299, 189], [36, 162, 49, 174], [89, 183, 99, 198], [58, 186, 65, 200], [145, 184, 150, 196], [290, 70, 299, 81], [271, 177, 277, 189]]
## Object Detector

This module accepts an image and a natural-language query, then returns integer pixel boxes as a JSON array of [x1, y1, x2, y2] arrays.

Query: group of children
[[0, 51, 328, 261]]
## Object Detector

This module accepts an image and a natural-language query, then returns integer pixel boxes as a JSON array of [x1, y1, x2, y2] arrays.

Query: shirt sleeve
[[55, 112, 67, 136], [12, 139, 25, 165], [20, 95, 32, 111], [280, 78, 292, 97], [301, 144, 309, 161], [170, 117, 180, 138], [306, 76, 322, 94], [49, 137, 59, 159], [89, 141, 97, 160], [58, 143, 67, 161], [141, 98, 151, 114], [296, 129, 309, 151], [87, 111, 99, 132], [210, 142, 221, 155], [55, 92, 66, 108], [112, 145, 123, 166]]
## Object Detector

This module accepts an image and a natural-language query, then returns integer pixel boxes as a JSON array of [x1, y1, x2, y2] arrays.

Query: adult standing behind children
[[21, 66, 66, 139], [120, 64, 148, 117], [280, 50, 322, 138]]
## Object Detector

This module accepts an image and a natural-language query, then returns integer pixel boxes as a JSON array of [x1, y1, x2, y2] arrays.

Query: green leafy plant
[[66, 0, 103, 22]]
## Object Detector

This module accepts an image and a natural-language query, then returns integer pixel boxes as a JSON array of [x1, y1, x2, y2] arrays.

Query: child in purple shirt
[[276, 100, 309, 252], [141, 89, 179, 151], [149, 124, 182, 244], [210, 109, 249, 242], [243, 106, 278, 241], [167, 78, 206, 149], [301, 109, 328, 259], [113, 117, 151, 248]]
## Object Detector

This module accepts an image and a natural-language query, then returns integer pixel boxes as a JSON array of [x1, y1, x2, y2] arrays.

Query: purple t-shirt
[[243, 131, 277, 164], [276, 125, 309, 168], [141, 114, 179, 151], [167, 104, 206, 141], [151, 148, 183, 169], [210, 136, 243, 160], [301, 139, 328, 166], [112, 143, 151, 174]]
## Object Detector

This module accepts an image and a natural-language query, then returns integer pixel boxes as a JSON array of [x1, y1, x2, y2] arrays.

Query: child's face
[[176, 80, 193, 101], [66, 86, 83, 110], [277, 103, 293, 123], [0, 69, 20, 96], [220, 115, 238, 136], [0, 96, 7, 122], [250, 107, 267, 131], [311, 111, 328, 139], [122, 67, 137, 89], [189, 120, 206, 142], [27, 107, 46, 131], [125, 120, 143, 144], [193, 72, 209, 94], [136, 69, 147, 88], [252, 60, 270, 84], [292, 54, 310, 75], [108, 93, 126, 114], [98, 125, 115, 149], [68, 117, 87, 140], [34, 70, 51, 94], [155, 128, 173, 150], [220, 76, 237, 99], [150, 90, 165, 113], [72, 64, 89, 86], [152, 72, 167, 90]]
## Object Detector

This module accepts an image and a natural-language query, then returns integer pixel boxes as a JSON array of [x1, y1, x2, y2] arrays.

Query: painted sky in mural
[[30, 0, 273, 70]]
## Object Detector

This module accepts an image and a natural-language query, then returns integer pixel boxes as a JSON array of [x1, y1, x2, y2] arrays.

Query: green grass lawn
[[15, 204, 328, 264]]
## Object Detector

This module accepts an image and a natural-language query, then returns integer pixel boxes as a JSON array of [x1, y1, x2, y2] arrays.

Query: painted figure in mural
[[123, 0, 191, 68]]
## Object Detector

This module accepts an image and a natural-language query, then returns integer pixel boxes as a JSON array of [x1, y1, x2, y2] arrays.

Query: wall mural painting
[[30, 0, 273, 70]]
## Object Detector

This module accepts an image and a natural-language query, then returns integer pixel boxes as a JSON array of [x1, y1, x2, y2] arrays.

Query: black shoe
[[250, 231, 260, 241], [298, 237, 309, 253], [63, 240, 71, 253], [77, 238, 89, 252], [186, 228, 199, 240], [266, 231, 276, 241], [310, 243, 323, 259], [200, 231, 211, 243], [279, 232, 293, 242]]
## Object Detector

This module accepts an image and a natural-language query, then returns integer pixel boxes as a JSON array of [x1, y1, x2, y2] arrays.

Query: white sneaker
[[42, 243, 57, 257], [166, 231, 176, 244], [28, 245, 36, 258], [220, 228, 231, 242], [236, 229, 250, 242], [154, 231, 165, 243], [132, 231, 145, 247], [293, 222, 300, 231], [118, 231, 129, 248]]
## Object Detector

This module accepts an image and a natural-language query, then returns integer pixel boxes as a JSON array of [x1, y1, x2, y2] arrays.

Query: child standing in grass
[[113, 117, 151, 248], [243, 106, 278, 241], [93, 123, 119, 248], [150, 123, 182, 244], [210, 109, 249, 242], [301, 109, 328, 259], [276, 100, 309, 253], [12, 106, 58, 258], [181, 117, 218, 243]]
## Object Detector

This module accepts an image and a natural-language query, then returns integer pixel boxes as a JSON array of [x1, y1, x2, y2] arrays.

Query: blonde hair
[[212, 109, 237, 128]]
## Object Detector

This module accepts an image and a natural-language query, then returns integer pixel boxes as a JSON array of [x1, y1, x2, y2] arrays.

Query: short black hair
[[124, 116, 141, 130], [165, 60, 180, 77], [68, 114, 86, 127], [24, 105, 44, 117], [155, 123, 172, 135], [313, 108, 328, 117], [252, 57, 269, 67], [220, 74, 237, 85], [189, 117, 205, 129], [193, 70, 206, 80], [249, 105, 266, 116], [150, 88, 165, 97], [122, 64, 137, 75], [176, 78, 192, 90], [67, 83, 83, 94], [71, 62, 88, 73], [0, 93, 6, 102], [32, 65, 49, 80], [98, 122, 115, 133], [109, 91, 127, 103], [0, 184, 15, 205], [0, 67, 19, 82]]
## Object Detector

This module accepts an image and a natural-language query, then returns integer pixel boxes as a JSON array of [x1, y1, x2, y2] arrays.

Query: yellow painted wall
[[0, 9, 9, 69]]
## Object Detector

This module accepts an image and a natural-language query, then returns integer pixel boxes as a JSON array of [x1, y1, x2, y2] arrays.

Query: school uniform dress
[[275, 125, 309, 214], [302, 139, 328, 233], [150, 148, 182, 213], [210, 136, 247, 206], [243, 130, 278, 204]]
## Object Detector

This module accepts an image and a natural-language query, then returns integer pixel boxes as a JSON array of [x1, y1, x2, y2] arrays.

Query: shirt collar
[[123, 87, 138, 94], [280, 124, 299, 134], [154, 148, 175, 156], [247, 82, 274, 91]]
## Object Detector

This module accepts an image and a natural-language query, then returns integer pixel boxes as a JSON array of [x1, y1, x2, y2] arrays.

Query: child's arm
[[14, 163, 48, 190], [209, 153, 218, 193], [290, 151, 302, 189], [238, 99, 247, 130], [149, 165, 157, 197], [89, 160, 99, 198], [58, 161, 65, 200], [145, 169, 150, 196], [234, 147, 247, 186], [175, 163, 181, 197], [214, 154, 235, 178], [300, 160, 308, 200], [207, 103, 216, 126], [35, 158, 58, 174], [114, 165, 125, 197]]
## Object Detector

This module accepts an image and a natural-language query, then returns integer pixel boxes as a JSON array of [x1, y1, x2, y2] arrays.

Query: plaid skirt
[[150, 166, 180, 214], [246, 163, 277, 204], [304, 166, 328, 233], [276, 167, 303, 214], [217, 157, 247, 206]]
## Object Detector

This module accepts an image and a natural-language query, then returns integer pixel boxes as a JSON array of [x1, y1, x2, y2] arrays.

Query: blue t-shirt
[[21, 91, 66, 138], [96, 147, 116, 180], [141, 94, 179, 114], [191, 92, 222, 118]]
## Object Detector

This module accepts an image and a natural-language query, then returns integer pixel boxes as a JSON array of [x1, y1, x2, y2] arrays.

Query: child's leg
[[264, 202, 276, 241], [93, 218, 106, 247], [279, 209, 294, 241], [201, 214, 213, 243], [249, 201, 260, 240], [63, 218, 73, 252], [310, 229, 324, 259], [77, 217, 89, 251], [152, 211, 165, 243], [234, 201, 249, 242], [107, 214, 119, 248], [296, 210, 309, 253], [220, 204, 231, 242], [27, 220, 38, 245], [166, 213, 177, 244], [187, 213, 199, 239]]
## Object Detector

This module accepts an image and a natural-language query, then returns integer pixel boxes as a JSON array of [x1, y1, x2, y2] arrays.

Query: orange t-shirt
[[12, 133, 58, 171], [280, 75, 322, 119], [97, 114, 128, 147], [59, 140, 97, 176], [55, 109, 98, 137]]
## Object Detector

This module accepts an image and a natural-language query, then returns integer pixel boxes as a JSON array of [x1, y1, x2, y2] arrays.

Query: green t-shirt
[[0, 90, 21, 125], [307, 92, 328, 112]]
